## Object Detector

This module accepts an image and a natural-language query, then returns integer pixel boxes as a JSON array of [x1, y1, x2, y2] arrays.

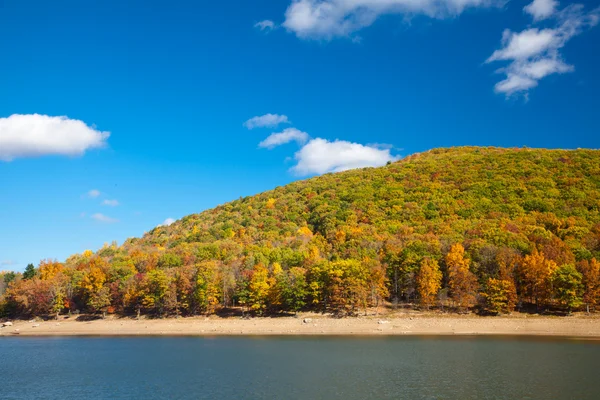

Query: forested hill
[[2, 147, 600, 318]]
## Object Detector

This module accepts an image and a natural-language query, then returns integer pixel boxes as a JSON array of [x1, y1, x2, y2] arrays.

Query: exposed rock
[[378, 320, 390, 324], [303, 318, 312, 324], [2, 322, 13, 327]]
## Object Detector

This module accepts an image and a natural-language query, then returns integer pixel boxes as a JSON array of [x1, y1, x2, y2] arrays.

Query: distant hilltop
[[2, 147, 600, 318]]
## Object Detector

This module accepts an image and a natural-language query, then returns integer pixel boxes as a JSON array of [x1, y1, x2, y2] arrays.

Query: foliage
[[552, 264, 583, 311], [446, 244, 478, 310], [3, 147, 600, 317], [481, 278, 517, 314], [517, 249, 557, 308], [23, 264, 36, 280], [416, 258, 442, 308]]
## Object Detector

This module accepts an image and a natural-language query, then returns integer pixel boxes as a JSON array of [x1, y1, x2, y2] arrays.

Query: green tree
[[279, 267, 308, 314], [143, 269, 171, 316], [23, 263, 36, 280], [88, 287, 112, 318], [3, 271, 17, 285], [552, 264, 583, 313]]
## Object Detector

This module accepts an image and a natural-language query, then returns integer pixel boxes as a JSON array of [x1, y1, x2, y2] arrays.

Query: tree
[[577, 258, 600, 313], [194, 261, 221, 314], [3, 271, 16, 284], [143, 269, 171, 316], [446, 244, 478, 311], [79, 265, 108, 314], [23, 263, 36, 280], [277, 267, 308, 314], [416, 258, 442, 309], [248, 263, 271, 314], [518, 249, 557, 309], [88, 287, 112, 318], [481, 278, 517, 314], [38, 259, 64, 280], [552, 264, 583, 313], [367, 259, 388, 315]]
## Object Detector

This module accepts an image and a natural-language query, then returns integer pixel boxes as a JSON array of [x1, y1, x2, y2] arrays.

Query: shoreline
[[3, 313, 600, 338]]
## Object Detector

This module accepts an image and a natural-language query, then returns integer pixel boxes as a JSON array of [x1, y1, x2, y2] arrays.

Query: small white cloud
[[0, 114, 109, 162], [160, 218, 176, 227], [291, 138, 398, 175], [91, 213, 119, 223], [102, 199, 119, 207], [1, 260, 17, 267], [259, 128, 309, 149], [487, 4, 600, 96], [524, 0, 559, 21], [282, 0, 498, 40], [366, 142, 396, 150], [255, 20, 276, 31], [244, 114, 290, 129], [87, 189, 101, 198]]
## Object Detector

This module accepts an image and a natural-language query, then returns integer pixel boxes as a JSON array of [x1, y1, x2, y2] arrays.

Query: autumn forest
[[1, 147, 600, 319]]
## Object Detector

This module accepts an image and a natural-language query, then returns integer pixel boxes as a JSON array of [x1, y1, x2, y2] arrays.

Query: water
[[0, 336, 598, 399]]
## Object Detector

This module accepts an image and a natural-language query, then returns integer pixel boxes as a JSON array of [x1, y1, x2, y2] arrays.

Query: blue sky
[[1, 0, 599, 271]]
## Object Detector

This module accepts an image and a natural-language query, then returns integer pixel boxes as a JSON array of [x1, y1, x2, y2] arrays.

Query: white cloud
[[102, 199, 119, 207], [487, 28, 560, 62], [487, 4, 600, 96], [524, 0, 559, 21], [1, 260, 17, 267], [244, 114, 290, 129], [259, 128, 309, 149], [91, 213, 118, 223], [366, 142, 396, 150], [0, 114, 109, 161], [160, 218, 176, 227], [291, 138, 398, 175], [282, 0, 498, 40], [255, 20, 276, 31], [87, 189, 101, 198]]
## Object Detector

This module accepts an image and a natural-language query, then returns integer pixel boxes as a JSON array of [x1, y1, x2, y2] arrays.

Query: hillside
[[2, 147, 600, 318]]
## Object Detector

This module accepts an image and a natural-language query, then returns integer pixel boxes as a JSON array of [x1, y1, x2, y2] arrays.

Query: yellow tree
[[518, 248, 557, 309], [248, 263, 271, 314], [38, 259, 64, 281], [416, 257, 442, 309], [194, 261, 222, 314], [267, 262, 283, 310], [80, 263, 110, 315], [446, 244, 478, 311]]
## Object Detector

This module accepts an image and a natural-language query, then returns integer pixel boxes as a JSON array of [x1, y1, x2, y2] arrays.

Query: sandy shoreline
[[2, 313, 600, 338]]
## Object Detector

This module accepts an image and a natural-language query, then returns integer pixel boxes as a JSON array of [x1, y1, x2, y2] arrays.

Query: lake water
[[0, 336, 598, 399]]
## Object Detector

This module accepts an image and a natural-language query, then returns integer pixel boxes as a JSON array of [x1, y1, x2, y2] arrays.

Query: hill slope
[[3, 147, 600, 317]]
